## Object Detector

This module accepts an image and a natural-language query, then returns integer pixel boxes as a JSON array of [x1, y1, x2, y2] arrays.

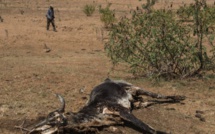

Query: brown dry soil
[[0, 0, 215, 134]]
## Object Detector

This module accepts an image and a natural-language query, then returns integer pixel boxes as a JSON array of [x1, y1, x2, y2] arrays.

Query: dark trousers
[[47, 18, 56, 31]]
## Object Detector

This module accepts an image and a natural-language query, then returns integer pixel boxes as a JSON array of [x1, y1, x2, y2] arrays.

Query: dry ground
[[0, 0, 215, 134]]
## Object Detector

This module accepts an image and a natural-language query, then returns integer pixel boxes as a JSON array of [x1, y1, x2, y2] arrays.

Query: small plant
[[99, 3, 116, 28], [142, 0, 157, 12], [83, 4, 95, 16]]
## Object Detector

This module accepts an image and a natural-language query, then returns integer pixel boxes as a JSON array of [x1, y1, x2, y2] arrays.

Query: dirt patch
[[0, 0, 215, 134]]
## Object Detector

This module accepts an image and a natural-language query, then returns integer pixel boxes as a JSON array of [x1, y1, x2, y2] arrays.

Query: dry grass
[[0, 0, 215, 134]]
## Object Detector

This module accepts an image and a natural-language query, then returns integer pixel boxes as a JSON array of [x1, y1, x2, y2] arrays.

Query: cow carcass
[[16, 78, 185, 134]]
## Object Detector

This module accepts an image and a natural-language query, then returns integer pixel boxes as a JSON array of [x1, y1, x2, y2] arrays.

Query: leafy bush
[[105, 0, 215, 79], [83, 4, 95, 16], [99, 3, 116, 28]]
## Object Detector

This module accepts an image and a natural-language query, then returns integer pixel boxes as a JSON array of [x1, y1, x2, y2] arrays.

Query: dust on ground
[[0, 0, 215, 134]]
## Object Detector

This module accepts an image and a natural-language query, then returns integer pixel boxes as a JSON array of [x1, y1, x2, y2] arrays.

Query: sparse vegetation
[[105, 0, 215, 80], [99, 3, 116, 28], [83, 4, 95, 16], [1, 1, 215, 134]]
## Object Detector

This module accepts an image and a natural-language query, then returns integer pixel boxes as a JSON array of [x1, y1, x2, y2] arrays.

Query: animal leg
[[120, 110, 167, 134], [114, 104, 167, 134], [135, 89, 185, 102]]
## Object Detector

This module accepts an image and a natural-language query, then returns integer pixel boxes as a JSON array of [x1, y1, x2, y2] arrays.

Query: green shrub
[[83, 4, 95, 16], [99, 3, 116, 28], [105, 0, 215, 80]]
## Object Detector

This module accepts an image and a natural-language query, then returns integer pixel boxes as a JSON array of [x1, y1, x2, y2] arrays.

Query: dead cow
[[16, 78, 185, 134]]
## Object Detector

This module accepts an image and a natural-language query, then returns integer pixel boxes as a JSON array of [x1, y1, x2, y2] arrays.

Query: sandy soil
[[0, 0, 215, 134]]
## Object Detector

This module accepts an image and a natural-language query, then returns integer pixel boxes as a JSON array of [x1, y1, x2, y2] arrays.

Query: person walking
[[46, 6, 56, 31]]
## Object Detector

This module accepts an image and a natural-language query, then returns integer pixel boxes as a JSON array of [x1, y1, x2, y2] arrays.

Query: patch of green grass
[[83, 4, 95, 16]]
